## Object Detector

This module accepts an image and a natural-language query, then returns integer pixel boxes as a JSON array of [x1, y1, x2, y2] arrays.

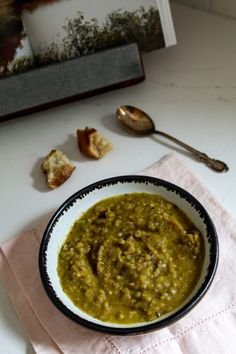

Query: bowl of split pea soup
[[39, 175, 218, 335]]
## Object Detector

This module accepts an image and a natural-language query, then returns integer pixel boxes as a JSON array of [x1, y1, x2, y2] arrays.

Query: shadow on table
[[55, 134, 81, 163], [150, 135, 191, 159], [31, 134, 94, 192], [101, 113, 137, 138], [31, 157, 49, 193], [31, 134, 79, 192], [21, 211, 54, 234], [102, 113, 193, 160]]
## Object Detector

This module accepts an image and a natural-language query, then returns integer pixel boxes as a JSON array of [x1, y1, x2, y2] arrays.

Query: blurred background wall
[[172, 0, 236, 19]]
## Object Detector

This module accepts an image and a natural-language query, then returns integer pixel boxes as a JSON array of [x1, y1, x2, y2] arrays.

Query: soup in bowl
[[39, 176, 218, 335]]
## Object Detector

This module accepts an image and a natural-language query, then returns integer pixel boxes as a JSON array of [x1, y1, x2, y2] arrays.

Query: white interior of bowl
[[44, 179, 212, 328]]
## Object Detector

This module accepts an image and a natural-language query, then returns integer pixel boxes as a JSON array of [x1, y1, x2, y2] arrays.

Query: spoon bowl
[[116, 105, 155, 135], [116, 105, 229, 173]]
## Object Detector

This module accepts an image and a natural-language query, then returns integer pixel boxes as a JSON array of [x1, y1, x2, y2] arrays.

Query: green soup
[[57, 193, 204, 324]]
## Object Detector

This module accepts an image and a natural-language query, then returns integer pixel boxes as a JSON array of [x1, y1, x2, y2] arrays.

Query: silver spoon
[[116, 105, 229, 173]]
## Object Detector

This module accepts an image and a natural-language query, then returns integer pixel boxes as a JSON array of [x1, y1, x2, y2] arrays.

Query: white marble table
[[0, 3, 236, 353]]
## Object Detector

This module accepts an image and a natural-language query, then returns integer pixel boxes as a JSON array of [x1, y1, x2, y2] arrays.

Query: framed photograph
[[0, 0, 176, 121], [1, 0, 176, 76]]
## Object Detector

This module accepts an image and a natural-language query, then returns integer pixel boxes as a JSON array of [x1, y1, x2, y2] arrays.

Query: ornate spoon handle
[[154, 130, 229, 173]]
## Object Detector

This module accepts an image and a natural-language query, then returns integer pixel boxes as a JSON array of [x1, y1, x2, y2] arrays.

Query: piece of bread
[[76, 127, 113, 159], [41, 149, 75, 189]]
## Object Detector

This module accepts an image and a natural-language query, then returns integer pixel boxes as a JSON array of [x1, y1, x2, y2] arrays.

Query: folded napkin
[[1, 152, 236, 354]]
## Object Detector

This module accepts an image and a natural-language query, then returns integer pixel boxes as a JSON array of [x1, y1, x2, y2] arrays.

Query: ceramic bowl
[[39, 175, 218, 335]]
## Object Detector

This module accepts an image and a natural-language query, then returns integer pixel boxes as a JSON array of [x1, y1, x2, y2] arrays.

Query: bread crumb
[[77, 127, 113, 159], [41, 149, 75, 189]]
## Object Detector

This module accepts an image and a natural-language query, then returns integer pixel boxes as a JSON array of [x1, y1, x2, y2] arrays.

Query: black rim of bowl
[[39, 175, 219, 335]]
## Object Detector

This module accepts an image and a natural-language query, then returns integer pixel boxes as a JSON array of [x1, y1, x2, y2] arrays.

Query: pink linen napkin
[[1, 152, 236, 354]]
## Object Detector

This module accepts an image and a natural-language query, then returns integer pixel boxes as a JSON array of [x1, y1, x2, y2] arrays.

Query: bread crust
[[77, 127, 112, 159], [41, 149, 75, 189]]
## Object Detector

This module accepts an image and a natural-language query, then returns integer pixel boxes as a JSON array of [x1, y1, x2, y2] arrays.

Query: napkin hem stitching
[[32, 228, 41, 244], [105, 335, 122, 354], [139, 302, 236, 353]]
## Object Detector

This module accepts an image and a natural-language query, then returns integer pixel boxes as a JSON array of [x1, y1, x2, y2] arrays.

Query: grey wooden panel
[[0, 43, 144, 121]]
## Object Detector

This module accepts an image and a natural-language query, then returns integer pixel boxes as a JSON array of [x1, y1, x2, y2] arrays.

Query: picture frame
[[0, 0, 176, 121]]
